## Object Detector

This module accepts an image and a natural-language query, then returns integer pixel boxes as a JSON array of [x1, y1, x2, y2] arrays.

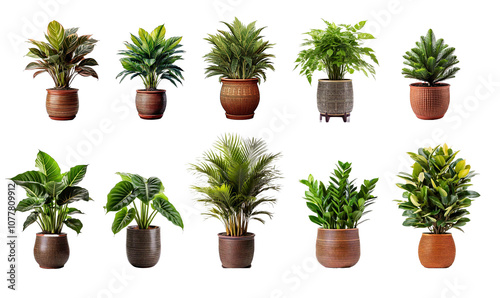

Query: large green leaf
[[111, 207, 136, 234], [35, 151, 61, 182], [45, 181, 66, 197], [16, 198, 44, 212], [106, 181, 136, 212], [23, 211, 39, 231], [62, 165, 88, 186], [11, 171, 47, 198], [57, 186, 89, 205], [130, 174, 162, 203], [64, 218, 83, 234], [152, 193, 183, 229]]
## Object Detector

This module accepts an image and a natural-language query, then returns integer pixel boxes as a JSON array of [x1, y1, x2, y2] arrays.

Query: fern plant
[[116, 25, 184, 90], [402, 29, 459, 86], [204, 17, 275, 83]]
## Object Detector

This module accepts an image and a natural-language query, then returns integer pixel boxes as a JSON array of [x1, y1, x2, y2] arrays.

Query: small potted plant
[[10, 151, 91, 269], [105, 173, 183, 268], [295, 20, 378, 123], [190, 134, 281, 268], [300, 161, 378, 268], [395, 144, 479, 268], [25, 20, 98, 120], [204, 18, 275, 120], [402, 29, 460, 120]]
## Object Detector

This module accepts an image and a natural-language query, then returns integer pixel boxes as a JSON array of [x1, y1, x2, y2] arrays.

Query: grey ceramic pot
[[317, 79, 353, 122], [126, 225, 161, 268]]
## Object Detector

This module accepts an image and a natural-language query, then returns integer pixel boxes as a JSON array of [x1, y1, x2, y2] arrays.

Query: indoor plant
[[295, 20, 378, 122], [105, 173, 183, 268], [25, 20, 98, 120], [402, 29, 460, 120], [300, 161, 378, 268], [191, 134, 281, 268], [10, 151, 91, 269], [117, 25, 184, 119], [395, 144, 479, 268], [204, 17, 275, 120]]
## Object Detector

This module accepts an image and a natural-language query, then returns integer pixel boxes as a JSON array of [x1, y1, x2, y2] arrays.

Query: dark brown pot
[[46, 89, 79, 120], [126, 225, 161, 268], [418, 233, 456, 268], [316, 228, 360, 268], [220, 78, 260, 120], [410, 83, 450, 120], [317, 79, 353, 122], [33, 233, 70, 269], [218, 232, 255, 268], [135, 89, 166, 119]]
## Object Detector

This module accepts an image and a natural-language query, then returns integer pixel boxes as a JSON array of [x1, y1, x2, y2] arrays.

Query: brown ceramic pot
[[46, 89, 79, 120], [220, 78, 260, 120], [126, 225, 161, 268], [410, 83, 450, 120], [418, 233, 456, 268], [33, 233, 70, 269], [316, 228, 360, 268], [317, 79, 353, 123], [135, 89, 167, 119], [218, 232, 255, 268]]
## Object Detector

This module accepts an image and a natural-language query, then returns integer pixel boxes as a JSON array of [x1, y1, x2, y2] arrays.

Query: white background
[[1, 0, 499, 297]]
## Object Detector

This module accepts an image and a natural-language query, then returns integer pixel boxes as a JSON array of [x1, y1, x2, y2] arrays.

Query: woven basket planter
[[317, 80, 353, 122], [46, 89, 79, 120], [410, 83, 450, 120], [220, 78, 260, 120]]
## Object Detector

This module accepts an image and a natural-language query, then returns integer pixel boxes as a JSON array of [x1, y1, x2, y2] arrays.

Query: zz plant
[[300, 161, 378, 229]]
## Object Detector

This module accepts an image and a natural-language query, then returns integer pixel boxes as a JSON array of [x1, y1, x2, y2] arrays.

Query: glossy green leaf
[[35, 151, 61, 182], [152, 193, 183, 229], [64, 218, 83, 234], [62, 165, 88, 186], [106, 181, 136, 212], [111, 207, 136, 234], [57, 186, 89, 205]]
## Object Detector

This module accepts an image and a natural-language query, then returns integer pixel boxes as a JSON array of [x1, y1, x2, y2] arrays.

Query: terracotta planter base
[[225, 113, 254, 120], [316, 228, 360, 268], [138, 114, 163, 120], [49, 116, 76, 121], [46, 89, 79, 121], [409, 83, 450, 120], [135, 90, 166, 120], [418, 233, 456, 268], [218, 232, 255, 268], [34, 233, 70, 269], [220, 78, 260, 120], [415, 115, 445, 120]]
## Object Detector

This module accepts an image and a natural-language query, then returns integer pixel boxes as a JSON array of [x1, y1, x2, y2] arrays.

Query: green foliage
[[11, 151, 91, 234], [105, 173, 183, 234], [204, 17, 275, 83], [295, 20, 378, 83], [191, 134, 281, 236], [395, 144, 479, 234], [25, 20, 98, 89], [402, 29, 459, 86], [116, 24, 184, 90], [300, 161, 378, 229]]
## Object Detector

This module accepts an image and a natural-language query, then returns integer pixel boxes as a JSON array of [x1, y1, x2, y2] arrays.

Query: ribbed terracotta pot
[[135, 89, 166, 119], [418, 233, 456, 268], [220, 78, 260, 120], [317, 79, 353, 122], [126, 225, 161, 268], [316, 228, 360, 268], [410, 83, 450, 120], [46, 89, 79, 120], [218, 232, 255, 268], [33, 233, 70, 269]]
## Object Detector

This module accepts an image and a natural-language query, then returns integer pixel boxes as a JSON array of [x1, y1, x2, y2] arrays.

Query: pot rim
[[36, 232, 67, 237], [221, 78, 259, 82], [46, 88, 79, 93], [318, 79, 352, 82], [318, 228, 358, 231], [218, 232, 255, 239], [409, 82, 450, 88], [421, 232, 453, 236], [136, 89, 166, 93], [127, 225, 160, 230]]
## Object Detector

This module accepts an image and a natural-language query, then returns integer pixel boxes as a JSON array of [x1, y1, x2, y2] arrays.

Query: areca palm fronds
[[25, 20, 98, 89], [191, 134, 281, 236], [204, 17, 275, 83], [116, 25, 184, 90], [402, 29, 460, 86]]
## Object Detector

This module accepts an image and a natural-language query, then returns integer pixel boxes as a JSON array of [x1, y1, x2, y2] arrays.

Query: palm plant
[[116, 25, 184, 90], [402, 29, 459, 86], [190, 134, 281, 236], [25, 20, 98, 89], [204, 17, 275, 83]]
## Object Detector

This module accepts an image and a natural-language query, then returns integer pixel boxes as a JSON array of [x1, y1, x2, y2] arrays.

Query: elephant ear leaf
[[57, 186, 90, 205], [64, 218, 83, 234], [130, 175, 162, 203], [111, 207, 136, 234], [35, 151, 61, 181], [23, 211, 39, 231], [63, 165, 88, 186], [16, 198, 44, 212], [10, 171, 47, 198], [152, 193, 183, 229], [106, 181, 136, 212]]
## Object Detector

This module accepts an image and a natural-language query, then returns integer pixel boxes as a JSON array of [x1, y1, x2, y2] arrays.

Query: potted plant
[[105, 173, 183, 268], [402, 29, 460, 120], [117, 25, 184, 119], [190, 134, 281, 268], [395, 144, 480, 268], [204, 18, 275, 120], [25, 20, 98, 120], [10, 151, 91, 269], [295, 20, 378, 123], [300, 161, 378, 268]]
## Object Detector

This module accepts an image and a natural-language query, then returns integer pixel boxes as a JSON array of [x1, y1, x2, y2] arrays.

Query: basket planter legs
[[418, 233, 456, 268], [46, 89, 79, 120], [218, 233, 255, 268], [126, 226, 161, 268], [409, 83, 450, 120], [316, 228, 360, 268], [317, 79, 353, 123], [34, 233, 70, 269], [220, 78, 260, 120], [135, 89, 167, 120]]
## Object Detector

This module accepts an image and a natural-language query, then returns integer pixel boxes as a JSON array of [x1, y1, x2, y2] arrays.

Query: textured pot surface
[[218, 232, 255, 268], [418, 233, 456, 268], [317, 80, 353, 115], [126, 225, 161, 268], [135, 89, 167, 119], [220, 78, 260, 120], [34, 233, 70, 269], [316, 228, 360, 268], [46, 89, 79, 120], [410, 83, 450, 120]]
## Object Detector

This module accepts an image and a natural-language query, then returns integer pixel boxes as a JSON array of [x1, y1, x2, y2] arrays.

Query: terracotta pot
[[46, 89, 79, 120], [220, 78, 260, 120], [135, 89, 166, 119], [316, 228, 360, 268], [317, 79, 353, 123], [33, 233, 70, 269], [126, 225, 161, 268], [418, 233, 456, 268], [218, 232, 255, 268], [410, 83, 450, 120]]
